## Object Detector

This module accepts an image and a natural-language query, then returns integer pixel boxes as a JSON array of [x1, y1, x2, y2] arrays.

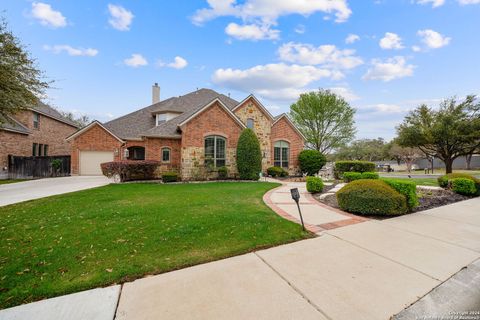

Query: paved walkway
[[263, 180, 368, 233], [1, 189, 479, 320], [0, 176, 112, 207]]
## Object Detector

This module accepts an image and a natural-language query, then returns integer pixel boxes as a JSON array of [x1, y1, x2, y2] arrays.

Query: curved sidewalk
[[263, 179, 368, 233]]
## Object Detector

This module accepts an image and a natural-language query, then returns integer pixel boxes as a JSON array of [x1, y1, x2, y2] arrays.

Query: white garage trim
[[79, 151, 114, 176]]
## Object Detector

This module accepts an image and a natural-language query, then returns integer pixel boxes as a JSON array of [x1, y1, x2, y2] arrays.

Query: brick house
[[0, 103, 79, 179], [66, 86, 305, 179]]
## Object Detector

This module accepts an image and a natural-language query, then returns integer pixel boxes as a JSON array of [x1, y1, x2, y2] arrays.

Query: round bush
[[236, 128, 262, 180], [438, 173, 480, 194], [343, 172, 362, 182], [334, 160, 376, 179], [306, 176, 324, 193], [217, 166, 228, 179], [162, 172, 178, 183], [336, 180, 408, 216], [298, 150, 327, 176], [361, 172, 379, 179], [267, 166, 287, 177], [450, 178, 477, 195]]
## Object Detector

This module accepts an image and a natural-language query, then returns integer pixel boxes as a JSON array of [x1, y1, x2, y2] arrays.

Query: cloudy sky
[[3, 0, 480, 139]]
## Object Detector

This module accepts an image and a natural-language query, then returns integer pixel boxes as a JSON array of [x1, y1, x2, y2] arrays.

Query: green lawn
[[0, 179, 27, 185], [381, 177, 439, 186], [0, 182, 310, 309]]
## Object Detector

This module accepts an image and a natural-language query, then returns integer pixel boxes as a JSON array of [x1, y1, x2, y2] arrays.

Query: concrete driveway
[[0, 176, 112, 207]]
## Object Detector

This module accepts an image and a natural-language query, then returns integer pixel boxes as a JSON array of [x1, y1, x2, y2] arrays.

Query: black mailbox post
[[290, 188, 305, 231]]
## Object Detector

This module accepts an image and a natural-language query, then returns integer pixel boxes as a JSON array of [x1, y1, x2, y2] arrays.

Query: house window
[[44, 145, 48, 156], [38, 144, 43, 156], [33, 112, 40, 129], [156, 114, 167, 126], [162, 147, 171, 162], [32, 143, 38, 156], [274, 140, 289, 168], [127, 146, 145, 160], [246, 118, 254, 129], [204, 135, 226, 167]]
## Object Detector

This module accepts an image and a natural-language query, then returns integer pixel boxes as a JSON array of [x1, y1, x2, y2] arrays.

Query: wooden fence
[[8, 155, 71, 179]]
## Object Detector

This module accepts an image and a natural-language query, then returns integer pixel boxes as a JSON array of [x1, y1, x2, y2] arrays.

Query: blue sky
[[3, 0, 480, 139]]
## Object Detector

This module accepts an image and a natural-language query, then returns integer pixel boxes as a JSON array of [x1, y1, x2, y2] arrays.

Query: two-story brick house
[[66, 86, 305, 179], [0, 103, 79, 179]]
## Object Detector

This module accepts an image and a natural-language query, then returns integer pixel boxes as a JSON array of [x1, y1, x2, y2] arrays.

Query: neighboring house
[[67, 85, 305, 179], [0, 103, 79, 179]]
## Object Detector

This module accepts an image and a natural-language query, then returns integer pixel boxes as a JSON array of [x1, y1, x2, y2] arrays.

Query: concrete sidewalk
[[1, 197, 479, 320], [0, 176, 111, 207]]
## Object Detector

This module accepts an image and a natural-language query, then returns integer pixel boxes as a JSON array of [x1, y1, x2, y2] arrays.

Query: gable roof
[[30, 102, 79, 128], [0, 115, 31, 135], [178, 98, 246, 129], [65, 120, 124, 142], [104, 88, 239, 139], [231, 94, 275, 121], [273, 113, 307, 141]]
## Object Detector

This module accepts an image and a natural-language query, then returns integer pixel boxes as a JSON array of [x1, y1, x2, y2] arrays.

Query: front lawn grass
[[381, 177, 439, 187], [0, 179, 27, 185], [0, 182, 310, 309]]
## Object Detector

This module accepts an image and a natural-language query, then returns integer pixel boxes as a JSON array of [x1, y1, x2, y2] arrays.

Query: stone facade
[[271, 117, 304, 175], [233, 98, 272, 171], [0, 110, 77, 178]]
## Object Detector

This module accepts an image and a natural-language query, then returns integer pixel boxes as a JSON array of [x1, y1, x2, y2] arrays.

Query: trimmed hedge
[[343, 171, 379, 182], [162, 172, 178, 183], [298, 150, 327, 176], [450, 178, 477, 195], [336, 180, 408, 216], [101, 160, 160, 182], [382, 178, 419, 209], [438, 173, 480, 194], [334, 160, 376, 179], [306, 176, 324, 193], [236, 128, 262, 180], [217, 166, 228, 179], [343, 172, 362, 182], [267, 166, 287, 177]]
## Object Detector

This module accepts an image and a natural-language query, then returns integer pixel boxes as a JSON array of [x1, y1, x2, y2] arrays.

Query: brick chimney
[[152, 83, 160, 104]]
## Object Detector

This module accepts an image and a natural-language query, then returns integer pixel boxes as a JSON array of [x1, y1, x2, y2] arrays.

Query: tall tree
[[290, 89, 356, 154], [58, 111, 90, 128], [396, 96, 480, 173], [0, 16, 49, 123], [334, 138, 389, 161]]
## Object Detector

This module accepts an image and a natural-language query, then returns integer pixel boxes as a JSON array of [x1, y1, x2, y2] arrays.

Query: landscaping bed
[[0, 182, 310, 309]]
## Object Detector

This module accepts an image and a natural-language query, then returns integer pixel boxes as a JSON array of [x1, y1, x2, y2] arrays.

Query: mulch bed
[[312, 184, 474, 219]]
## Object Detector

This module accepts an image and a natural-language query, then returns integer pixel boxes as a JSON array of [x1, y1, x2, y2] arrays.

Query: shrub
[[267, 166, 287, 177], [334, 160, 376, 179], [101, 160, 160, 182], [438, 173, 480, 194], [343, 172, 362, 182], [162, 172, 178, 183], [236, 128, 262, 180], [450, 178, 477, 195], [361, 172, 379, 179], [336, 180, 408, 216], [306, 176, 324, 193], [298, 150, 327, 176], [382, 178, 419, 209], [217, 166, 228, 179]]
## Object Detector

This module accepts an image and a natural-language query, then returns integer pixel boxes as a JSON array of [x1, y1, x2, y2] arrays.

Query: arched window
[[204, 135, 226, 167], [274, 141, 289, 168], [246, 118, 254, 129], [127, 146, 145, 160], [162, 147, 171, 163]]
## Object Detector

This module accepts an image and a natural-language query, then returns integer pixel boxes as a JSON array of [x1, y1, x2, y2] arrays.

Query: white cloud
[[157, 56, 189, 69], [412, 45, 422, 52], [124, 54, 148, 67], [415, 0, 445, 8], [43, 45, 98, 57], [277, 42, 363, 70], [458, 0, 480, 4], [212, 63, 341, 101], [363, 56, 415, 82], [379, 32, 404, 50], [225, 23, 279, 40], [417, 29, 451, 49], [108, 4, 134, 31], [31, 2, 67, 28], [294, 24, 306, 34], [328, 87, 360, 102], [345, 34, 360, 44], [192, 0, 352, 30]]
